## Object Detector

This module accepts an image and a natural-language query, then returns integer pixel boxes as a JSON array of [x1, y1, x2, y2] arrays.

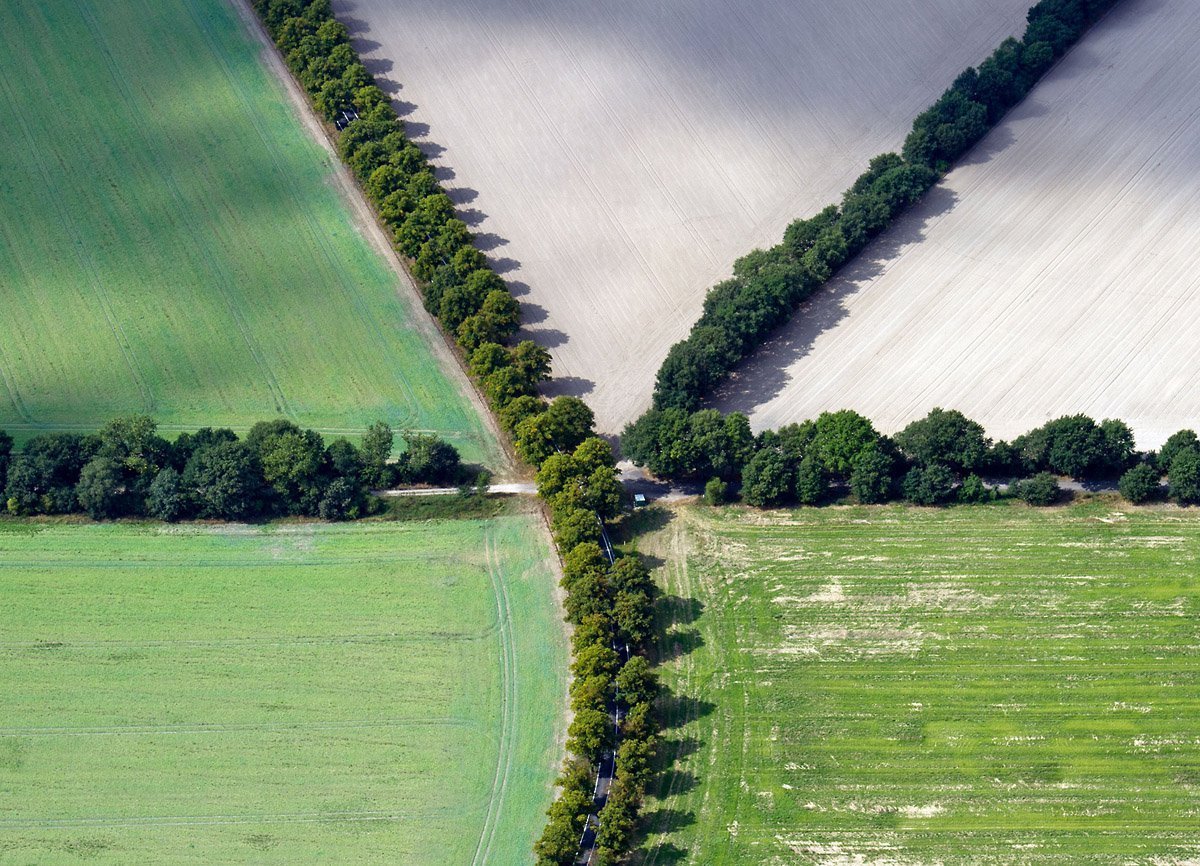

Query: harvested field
[[0, 514, 567, 864], [336, 0, 1032, 431], [0, 0, 500, 466], [633, 500, 1200, 864], [718, 0, 1200, 450]]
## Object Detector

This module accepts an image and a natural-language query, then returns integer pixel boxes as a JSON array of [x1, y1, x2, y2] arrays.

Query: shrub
[[794, 453, 828, 505], [146, 467, 187, 522], [901, 462, 957, 505], [894, 408, 989, 472], [1012, 471, 1060, 506], [1158, 429, 1198, 474], [849, 447, 895, 504], [703, 476, 727, 506], [957, 473, 994, 504], [1118, 462, 1160, 505], [740, 448, 794, 508]]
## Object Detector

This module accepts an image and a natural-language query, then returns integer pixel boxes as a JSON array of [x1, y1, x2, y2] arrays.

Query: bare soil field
[[718, 0, 1200, 450], [335, 0, 1031, 432]]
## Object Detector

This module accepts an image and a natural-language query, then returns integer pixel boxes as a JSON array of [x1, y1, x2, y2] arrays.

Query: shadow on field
[[713, 183, 961, 417], [336, 0, 576, 370]]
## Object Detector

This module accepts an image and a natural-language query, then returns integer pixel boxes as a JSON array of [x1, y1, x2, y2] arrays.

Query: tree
[[1012, 471, 1060, 506], [1157, 429, 1198, 474], [258, 428, 327, 514], [794, 453, 827, 505], [5, 433, 97, 515], [849, 447, 895, 504], [613, 590, 654, 648], [1169, 448, 1200, 505], [811, 410, 882, 479], [146, 467, 187, 522], [901, 462, 956, 505], [515, 397, 595, 467], [893, 408, 988, 472], [1099, 418, 1136, 475], [740, 448, 794, 507], [567, 708, 613, 763], [1118, 462, 1160, 505], [615, 655, 658, 707], [551, 507, 603, 551], [76, 456, 123, 520], [395, 433, 460, 485], [511, 340, 552, 384], [0, 429, 12, 489], [182, 442, 261, 521], [360, 421, 394, 488], [572, 642, 620, 682], [325, 438, 363, 487], [318, 477, 360, 520]]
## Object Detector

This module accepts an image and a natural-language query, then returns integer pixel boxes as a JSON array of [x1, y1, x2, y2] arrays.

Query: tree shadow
[[638, 808, 696, 835], [472, 232, 509, 252], [658, 594, 703, 626], [656, 629, 705, 664], [520, 302, 550, 325], [713, 184, 960, 417], [542, 374, 595, 398]]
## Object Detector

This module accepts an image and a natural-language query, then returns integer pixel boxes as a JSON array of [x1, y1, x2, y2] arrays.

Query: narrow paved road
[[376, 482, 537, 497]]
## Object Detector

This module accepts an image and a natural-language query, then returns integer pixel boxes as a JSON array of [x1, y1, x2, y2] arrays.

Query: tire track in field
[[0, 6, 154, 416], [193, 0, 425, 430], [0, 717, 471, 738], [0, 809, 428, 830], [471, 530, 518, 866], [75, 0, 294, 419]]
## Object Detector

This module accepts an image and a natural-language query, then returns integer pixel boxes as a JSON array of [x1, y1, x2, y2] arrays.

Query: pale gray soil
[[335, 0, 1031, 432], [718, 0, 1200, 450]]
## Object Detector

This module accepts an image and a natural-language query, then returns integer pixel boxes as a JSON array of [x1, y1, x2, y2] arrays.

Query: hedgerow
[[647, 0, 1122, 415]]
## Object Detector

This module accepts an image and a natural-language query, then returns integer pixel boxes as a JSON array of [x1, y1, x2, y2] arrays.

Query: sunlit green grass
[[0, 0, 498, 465], [637, 499, 1200, 864], [0, 514, 566, 864]]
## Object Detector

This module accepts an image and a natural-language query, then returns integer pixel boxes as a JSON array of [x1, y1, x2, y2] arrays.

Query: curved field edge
[[0, 513, 567, 864], [635, 500, 1200, 865], [0, 0, 500, 467]]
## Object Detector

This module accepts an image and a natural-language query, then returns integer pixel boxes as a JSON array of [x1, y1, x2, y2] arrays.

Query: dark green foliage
[[395, 432, 461, 485], [1169, 448, 1200, 504], [1012, 415, 1136, 479], [146, 468, 186, 522], [894, 408, 989, 472], [75, 456, 123, 520], [902, 462, 957, 505], [794, 453, 828, 505], [359, 421, 394, 488], [1013, 471, 1061, 506], [849, 447, 895, 504], [704, 476, 728, 505], [0, 430, 11, 490], [811, 410, 884, 480], [182, 441, 261, 521], [566, 708, 613, 764], [621, 408, 754, 480], [1157, 430, 1198, 474], [1118, 462, 1161, 504], [957, 473, 995, 504], [515, 397, 595, 467], [740, 448, 794, 508], [5, 433, 98, 515]]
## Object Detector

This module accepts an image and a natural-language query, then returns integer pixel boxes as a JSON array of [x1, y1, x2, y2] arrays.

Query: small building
[[633, 493, 647, 507]]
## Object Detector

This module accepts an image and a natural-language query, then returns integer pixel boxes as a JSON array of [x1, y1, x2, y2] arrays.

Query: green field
[[635, 501, 1200, 864], [0, 513, 566, 864], [0, 0, 499, 465]]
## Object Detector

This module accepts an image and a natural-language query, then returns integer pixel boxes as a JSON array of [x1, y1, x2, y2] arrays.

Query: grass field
[[0, 513, 566, 864], [633, 500, 1200, 864], [0, 0, 500, 465]]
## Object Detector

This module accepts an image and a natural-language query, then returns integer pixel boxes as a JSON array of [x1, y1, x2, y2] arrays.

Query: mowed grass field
[[635, 501, 1200, 864], [0, 514, 566, 864], [0, 0, 499, 465]]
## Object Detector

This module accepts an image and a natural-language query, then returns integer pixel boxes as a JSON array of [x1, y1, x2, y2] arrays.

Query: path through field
[[719, 0, 1200, 450], [335, 0, 1032, 432], [0, 515, 567, 864]]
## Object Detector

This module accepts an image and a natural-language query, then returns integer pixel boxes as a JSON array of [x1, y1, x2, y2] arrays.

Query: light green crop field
[[635, 500, 1200, 865], [0, 0, 499, 465], [0, 514, 566, 864]]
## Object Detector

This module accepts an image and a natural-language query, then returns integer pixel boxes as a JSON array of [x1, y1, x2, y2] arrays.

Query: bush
[[1158, 429, 1198, 474], [703, 476, 727, 506], [901, 462, 957, 505], [1012, 471, 1060, 506], [849, 447, 895, 504], [146, 467, 187, 522], [740, 448, 794, 507], [894, 408, 989, 473], [1118, 462, 1160, 504], [957, 473, 994, 504]]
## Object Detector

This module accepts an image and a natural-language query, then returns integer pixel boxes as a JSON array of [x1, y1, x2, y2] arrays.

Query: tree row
[[647, 0, 1122, 416]]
